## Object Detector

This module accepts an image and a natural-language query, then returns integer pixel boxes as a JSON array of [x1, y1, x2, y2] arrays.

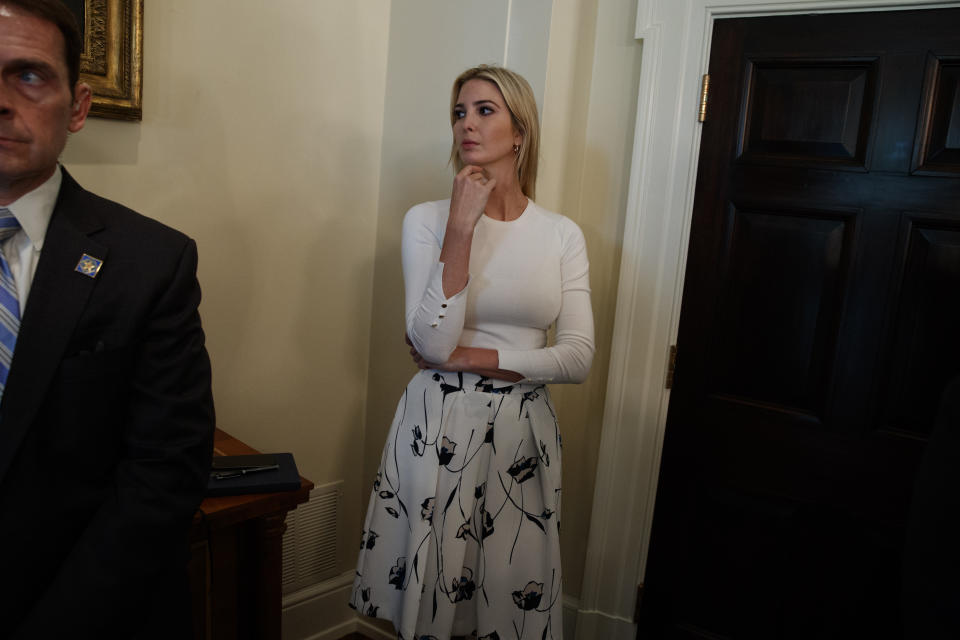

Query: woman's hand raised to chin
[[439, 165, 495, 297], [448, 164, 496, 232]]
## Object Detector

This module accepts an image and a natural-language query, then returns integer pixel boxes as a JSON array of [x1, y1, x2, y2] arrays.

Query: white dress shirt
[[1, 166, 61, 317]]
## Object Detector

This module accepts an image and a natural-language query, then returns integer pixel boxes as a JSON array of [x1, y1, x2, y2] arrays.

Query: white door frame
[[575, 1, 960, 638]]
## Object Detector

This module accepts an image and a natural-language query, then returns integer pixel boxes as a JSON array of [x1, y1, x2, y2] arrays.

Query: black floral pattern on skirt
[[350, 370, 563, 640]]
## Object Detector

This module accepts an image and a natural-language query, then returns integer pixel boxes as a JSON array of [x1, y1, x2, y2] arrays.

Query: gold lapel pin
[[75, 254, 104, 278]]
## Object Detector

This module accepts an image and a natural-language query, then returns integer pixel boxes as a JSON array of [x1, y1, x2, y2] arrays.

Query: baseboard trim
[[293, 618, 357, 640], [356, 617, 396, 639], [284, 571, 355, 609], [573, 607, 636, 640], [282, 570, 357, 640], [283, 579, 583, 640]]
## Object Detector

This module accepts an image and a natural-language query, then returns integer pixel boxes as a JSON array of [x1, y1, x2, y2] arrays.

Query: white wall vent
[[282, 480, 342, 594]]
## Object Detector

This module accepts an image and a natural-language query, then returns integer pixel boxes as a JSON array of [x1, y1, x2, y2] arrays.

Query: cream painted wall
[[539, 0, 644, 600], [61, 0, 391, 573]]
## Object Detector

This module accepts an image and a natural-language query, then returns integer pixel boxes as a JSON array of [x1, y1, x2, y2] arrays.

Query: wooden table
[[189, 429, 313, 640]]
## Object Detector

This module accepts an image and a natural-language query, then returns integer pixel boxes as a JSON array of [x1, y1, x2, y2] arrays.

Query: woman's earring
[[513, 144, 520, 154]]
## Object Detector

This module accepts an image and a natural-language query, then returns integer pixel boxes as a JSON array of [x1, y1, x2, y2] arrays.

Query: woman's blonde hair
[[449, 65, 540, 200]]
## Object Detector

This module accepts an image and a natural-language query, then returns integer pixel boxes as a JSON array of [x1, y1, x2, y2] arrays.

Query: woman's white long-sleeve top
[[402, 198, 595, 384]]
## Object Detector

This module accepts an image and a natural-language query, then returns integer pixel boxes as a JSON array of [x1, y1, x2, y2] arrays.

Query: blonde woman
[[351, 65, 594, 640]]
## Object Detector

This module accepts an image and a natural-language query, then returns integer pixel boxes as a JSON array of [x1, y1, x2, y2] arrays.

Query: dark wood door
[[639, 9, 960, 639]]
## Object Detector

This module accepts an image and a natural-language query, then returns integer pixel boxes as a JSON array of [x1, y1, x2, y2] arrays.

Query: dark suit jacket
[[0, 169, 215, 638]]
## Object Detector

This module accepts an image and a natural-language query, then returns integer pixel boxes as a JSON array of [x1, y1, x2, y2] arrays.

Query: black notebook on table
[[205, 452, 301, 497]]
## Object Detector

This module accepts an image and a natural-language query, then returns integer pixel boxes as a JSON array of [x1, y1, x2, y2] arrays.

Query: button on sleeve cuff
[[406, 261, 469, 363]]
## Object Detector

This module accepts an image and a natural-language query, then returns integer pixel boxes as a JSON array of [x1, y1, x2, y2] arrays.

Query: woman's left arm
[[496, 219, 595, 384]]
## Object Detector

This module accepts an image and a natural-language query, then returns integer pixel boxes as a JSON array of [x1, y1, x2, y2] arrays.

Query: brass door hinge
[[634, 583, 644, 623], [698, 74, 710, 122], [665, 345, 677, 389]]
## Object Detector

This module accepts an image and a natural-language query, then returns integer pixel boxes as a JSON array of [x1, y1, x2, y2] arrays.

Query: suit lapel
[[0, 171, 107, 481]]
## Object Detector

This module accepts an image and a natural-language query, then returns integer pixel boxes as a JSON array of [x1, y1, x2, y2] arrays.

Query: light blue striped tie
[[0, 207, 20, 401]]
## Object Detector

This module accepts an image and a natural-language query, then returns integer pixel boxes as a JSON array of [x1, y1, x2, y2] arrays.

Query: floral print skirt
[[350, 370, 563, 640]]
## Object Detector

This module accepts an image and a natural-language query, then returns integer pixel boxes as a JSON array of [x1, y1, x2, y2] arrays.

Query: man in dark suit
[[0, 1, 215, 637]]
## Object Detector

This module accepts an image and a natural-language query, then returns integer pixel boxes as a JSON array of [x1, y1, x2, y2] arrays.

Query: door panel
[[640, 9, 960, 639], [739, 59, 877, 165], [883, 215, 960, 436], [913, 55, 960, 173], [709, 203, 855, 417]]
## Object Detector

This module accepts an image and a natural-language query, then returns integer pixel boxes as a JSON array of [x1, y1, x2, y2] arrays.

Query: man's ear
[[68, 82, 92, 133]]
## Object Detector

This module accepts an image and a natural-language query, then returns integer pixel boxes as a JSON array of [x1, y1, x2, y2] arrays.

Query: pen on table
[[211, 464, 279, 481]]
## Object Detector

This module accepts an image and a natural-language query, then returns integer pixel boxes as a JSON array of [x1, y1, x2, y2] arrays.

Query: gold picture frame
[[71, 0, 143, 121]]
